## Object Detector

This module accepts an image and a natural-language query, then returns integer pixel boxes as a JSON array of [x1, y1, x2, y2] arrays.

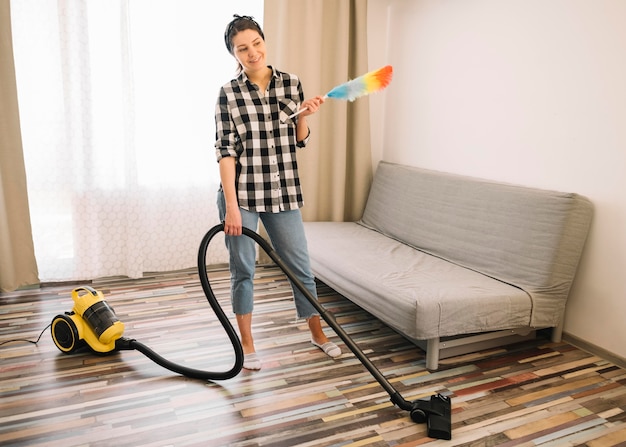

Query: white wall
[[368, 0, 626, 360]]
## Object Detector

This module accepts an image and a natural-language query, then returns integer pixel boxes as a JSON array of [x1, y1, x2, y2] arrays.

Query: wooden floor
[[1, 265, 626, 447]]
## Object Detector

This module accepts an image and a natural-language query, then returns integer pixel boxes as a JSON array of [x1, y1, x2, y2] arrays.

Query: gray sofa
[[303, 161, 593, 370]]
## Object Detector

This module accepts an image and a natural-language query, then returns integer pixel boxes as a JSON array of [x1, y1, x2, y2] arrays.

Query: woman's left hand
[[298, 95, 325, 117]]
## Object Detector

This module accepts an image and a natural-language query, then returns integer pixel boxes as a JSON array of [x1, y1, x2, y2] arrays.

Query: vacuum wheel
[[410, 408, 427, 424], [51, 314, 81, 353]]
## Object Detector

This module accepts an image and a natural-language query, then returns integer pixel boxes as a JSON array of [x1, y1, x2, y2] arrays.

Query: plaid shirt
[[215, 67, 311, 213]]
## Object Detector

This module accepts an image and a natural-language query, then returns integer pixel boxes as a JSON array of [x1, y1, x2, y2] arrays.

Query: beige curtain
[[0, 0, 39, 292], [264, 0, 372, 222]]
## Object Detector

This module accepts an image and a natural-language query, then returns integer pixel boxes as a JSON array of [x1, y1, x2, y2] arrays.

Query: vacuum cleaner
[[51, 223, 452, 440]]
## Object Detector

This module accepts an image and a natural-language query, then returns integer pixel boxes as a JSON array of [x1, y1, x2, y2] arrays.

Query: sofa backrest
[[359, 161, 593, 327]]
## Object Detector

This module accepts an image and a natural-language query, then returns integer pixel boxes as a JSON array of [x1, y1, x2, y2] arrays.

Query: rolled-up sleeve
[[294, 80, 310, 148], [296, 127, 310, 148], [215, 88, 238, 162]]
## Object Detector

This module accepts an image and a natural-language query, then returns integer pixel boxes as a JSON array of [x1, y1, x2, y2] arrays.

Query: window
[[11, 1, 263, 280]]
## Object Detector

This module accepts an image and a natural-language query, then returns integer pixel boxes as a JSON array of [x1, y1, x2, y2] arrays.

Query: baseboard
[[562, 332, 626, 370]]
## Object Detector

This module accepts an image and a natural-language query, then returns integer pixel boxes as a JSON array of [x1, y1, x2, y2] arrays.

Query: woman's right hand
[[223, 205, 243, 236], [219, 157, 242, 236]]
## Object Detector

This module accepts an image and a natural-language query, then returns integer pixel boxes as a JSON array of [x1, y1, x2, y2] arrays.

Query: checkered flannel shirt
[[215, 67, 311, 213]]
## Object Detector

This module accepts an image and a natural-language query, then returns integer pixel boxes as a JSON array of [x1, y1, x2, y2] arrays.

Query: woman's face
[[231, 29, 266, 75]]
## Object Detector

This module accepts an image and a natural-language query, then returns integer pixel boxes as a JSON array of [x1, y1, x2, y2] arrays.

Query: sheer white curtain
[[10, 0, 262, 281]]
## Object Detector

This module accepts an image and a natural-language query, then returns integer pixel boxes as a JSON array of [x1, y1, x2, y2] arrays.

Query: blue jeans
[[217, 190, 319, 319]]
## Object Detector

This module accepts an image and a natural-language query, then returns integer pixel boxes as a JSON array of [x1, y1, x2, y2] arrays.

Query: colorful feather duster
[[289, 65, 393, 118], [326, 65, 393, 101]]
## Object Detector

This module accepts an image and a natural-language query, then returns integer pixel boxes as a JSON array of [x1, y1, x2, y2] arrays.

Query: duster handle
[[287, 95, 328, 120]]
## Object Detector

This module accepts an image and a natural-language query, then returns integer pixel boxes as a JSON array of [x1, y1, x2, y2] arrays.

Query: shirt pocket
[[278, 98, 299, 125]]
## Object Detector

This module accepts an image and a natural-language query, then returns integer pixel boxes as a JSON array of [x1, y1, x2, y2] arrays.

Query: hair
[[224, 14, 264, 55]]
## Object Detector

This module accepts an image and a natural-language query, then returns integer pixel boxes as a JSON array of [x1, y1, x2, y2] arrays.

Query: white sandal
[[311, 340, 341, 358], [243, 352, 261, 370]]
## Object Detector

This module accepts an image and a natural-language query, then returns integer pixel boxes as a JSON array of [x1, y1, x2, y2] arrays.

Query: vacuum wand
[[238, 226, 452, 440]]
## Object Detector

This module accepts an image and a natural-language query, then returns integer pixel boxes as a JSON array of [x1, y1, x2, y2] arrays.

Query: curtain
[[264, 0, 372, 222], [9, 1, 262, 283], [0, 0, 39, 292]]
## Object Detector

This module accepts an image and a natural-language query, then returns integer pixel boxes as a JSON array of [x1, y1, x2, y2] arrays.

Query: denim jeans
[[217, 189, 319, 319]]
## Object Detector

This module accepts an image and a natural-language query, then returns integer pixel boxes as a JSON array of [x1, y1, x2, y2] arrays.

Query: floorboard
[[1, 265, 625, 447]]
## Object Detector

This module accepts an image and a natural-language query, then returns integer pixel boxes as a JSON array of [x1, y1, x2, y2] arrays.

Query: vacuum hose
[[122, 221, 423, 393], [115, 223, 244, 380]]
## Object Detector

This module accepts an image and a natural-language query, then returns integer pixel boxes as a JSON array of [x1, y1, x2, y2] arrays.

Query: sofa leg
[[426, 338, 440, 370], [551, 318, 564, 343]]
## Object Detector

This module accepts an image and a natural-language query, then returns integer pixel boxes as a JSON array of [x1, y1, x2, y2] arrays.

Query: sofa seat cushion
[[304, 221, 532, 340]]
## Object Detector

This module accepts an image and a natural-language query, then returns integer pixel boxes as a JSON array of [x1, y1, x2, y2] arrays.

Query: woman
[[215, 15, 341, 370]]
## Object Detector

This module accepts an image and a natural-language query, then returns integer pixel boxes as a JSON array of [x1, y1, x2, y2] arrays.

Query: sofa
[[303, 161, 593, 370]]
